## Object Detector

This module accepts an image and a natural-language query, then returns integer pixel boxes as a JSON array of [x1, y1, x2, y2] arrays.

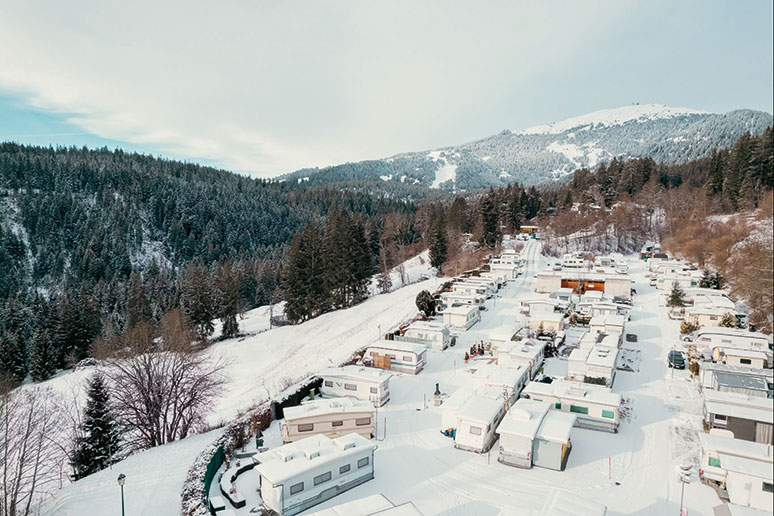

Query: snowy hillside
[[282, 105, 773, 189]]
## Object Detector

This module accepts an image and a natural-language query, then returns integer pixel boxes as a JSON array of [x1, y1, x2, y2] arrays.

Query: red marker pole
[[608, 456, 611, 479]]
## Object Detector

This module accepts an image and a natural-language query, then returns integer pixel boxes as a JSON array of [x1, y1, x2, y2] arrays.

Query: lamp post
[[117, 473, 126, 516]]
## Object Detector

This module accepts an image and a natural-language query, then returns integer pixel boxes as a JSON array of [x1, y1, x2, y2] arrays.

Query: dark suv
[[668, 350, 686, 369]]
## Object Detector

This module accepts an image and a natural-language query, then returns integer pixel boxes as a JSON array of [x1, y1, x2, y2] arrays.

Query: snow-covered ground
[[43, 241, 729, 515]]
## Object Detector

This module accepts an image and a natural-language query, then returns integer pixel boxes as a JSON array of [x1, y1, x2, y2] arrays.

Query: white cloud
[[0, 1, 630, 176]]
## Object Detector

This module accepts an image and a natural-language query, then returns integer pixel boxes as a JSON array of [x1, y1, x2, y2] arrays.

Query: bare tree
[[104, 320, 226, 451], [1, 381, 65, 516]]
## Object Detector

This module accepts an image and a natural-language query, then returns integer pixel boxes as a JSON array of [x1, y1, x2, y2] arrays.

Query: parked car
[[667, 350, 686, 369], [649, 278, 657, 286]]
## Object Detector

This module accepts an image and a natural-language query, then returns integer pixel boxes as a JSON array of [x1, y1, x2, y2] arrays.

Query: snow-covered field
[[43, 241, 729, 515]]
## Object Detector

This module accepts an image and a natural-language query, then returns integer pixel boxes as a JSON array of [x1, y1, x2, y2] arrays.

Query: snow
[[520, 104, 710, 135], [430, 162, 457, 189]]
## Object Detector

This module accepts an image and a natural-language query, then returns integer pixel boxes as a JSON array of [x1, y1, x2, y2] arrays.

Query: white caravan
[[319, 366, 392, 407]]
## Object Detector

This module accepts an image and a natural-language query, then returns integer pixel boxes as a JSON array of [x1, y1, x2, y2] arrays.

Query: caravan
[[442, 305, 480, 332], [319, 366, 392, 407], [453, 388, 507, 453], [522, 380, 622, 433], [281, 398, 376, 443], [363, 340, 426, 375], [401, 321, 451, 351]]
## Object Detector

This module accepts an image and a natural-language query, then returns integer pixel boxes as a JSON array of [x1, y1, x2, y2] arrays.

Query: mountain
[[282, 104, 773, 190]]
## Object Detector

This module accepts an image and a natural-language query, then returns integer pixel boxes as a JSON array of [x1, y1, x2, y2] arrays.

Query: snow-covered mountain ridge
[[283, 105, 772, 190]]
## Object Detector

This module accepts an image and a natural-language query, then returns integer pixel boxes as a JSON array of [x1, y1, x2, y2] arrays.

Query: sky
[[0, 0, 772, 178]]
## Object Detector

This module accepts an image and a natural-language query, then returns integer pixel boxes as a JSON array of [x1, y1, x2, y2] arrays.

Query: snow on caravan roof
[[282, 397, 374, 421], [497, 399, 550, 440], [406, 320, 447, 332], [489, 324, 518, 342], [698, 433, 773, 462], [718, 454, 774, 480], [367, 340, 427, 355], [523, 380, 621, 407], [695, 327, 772, 342], [457, 388, 505, 425], [320, 365, 392, 383], [702, 363, 774, 378], [442, 305, 479, 316], [254, 433, 376, 485], [704, 402, 773, 424], [703, 390, 773, 408]]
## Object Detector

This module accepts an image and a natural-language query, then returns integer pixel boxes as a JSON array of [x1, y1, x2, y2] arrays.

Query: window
[[369, 351, 375, 356], [289, 482, 304, 495], [298, 423, 314, 432], [344, 383, 357, 391], [370, 387, 377, 394], [339, 464, 351, 474], [570, 405, 589, 415], [331, 420, 343, 427], [715, 414, 727, 421], [324, 380, 333, 387], [469, 426, 482, 435], [709, 316, 718, 321], [740, 359, 752, 365], [602, 410, 615, 419], [387, 354, 396, 359], [403, 355, 413, 362], [763, 482, 773, 493], [314, 472, 331, 486], [721, 339, 732, 344], [532, 398, 542, 402], [355, 417, 371, 426], [708, 457, 721, 468], [357, 457, 369, 469], [555, 402, 561, 409]]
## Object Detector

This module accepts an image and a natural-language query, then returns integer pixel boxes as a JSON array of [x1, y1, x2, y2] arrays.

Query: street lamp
[[117, 473, 126, 516]]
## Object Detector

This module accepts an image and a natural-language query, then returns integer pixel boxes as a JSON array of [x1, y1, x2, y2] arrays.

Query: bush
[[689, 361, 700, 377], [415, 290, 436, 317], [680, 321, 700, 335], [584, 376, 607, 386]]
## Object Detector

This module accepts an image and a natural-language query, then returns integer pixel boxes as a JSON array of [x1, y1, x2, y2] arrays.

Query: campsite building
[[401, 321, 451, 351], [699, 363, 773, 398], [281, 398, 376, 443], [442, 305, 480, 332], [496, 399, 576, 471], [703, 391, 773, 444], [319, 366, 392, 407], [454, 387, 507, 453], [496, 339, 546, 378], [522, 380, 622, 433], [252, 433, 377, 516], [363, 340, 426, 375]]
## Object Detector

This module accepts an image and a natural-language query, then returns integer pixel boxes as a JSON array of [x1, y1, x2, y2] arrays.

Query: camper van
[[401, 321, 451, 351], [319, 366, 392, 407], [454, 388, 507, 453], [442, 305, 480, 332], [253, 433, 377, 516], [363, 340, 426, 375], [281, 398, 376, 442], [522, 380, 622, 433]]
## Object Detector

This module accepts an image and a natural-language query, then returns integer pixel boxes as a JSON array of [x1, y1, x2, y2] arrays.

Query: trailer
[[440, 292, 485, 309], [468, 363, 530, 405], [282, 398, 376, 443], [699, 363, 773, 398], [363, 340, 427, 375], [688, 328, 773, 351], [451, 282, 489, 298], [496, 399, 576, 471], [496, 339, 546, 379], [522, 380, 622, 433], [319, 366, 392, 407], [442, 305, 480, 332], [488, 324, 519, 353], [453, 387, 507, 453], [703, 391, 773, 444], [567, 346, 618, 387], [698, 433, 773, 487], [402, 321, 451, 351], [252, 433, 377, 516]]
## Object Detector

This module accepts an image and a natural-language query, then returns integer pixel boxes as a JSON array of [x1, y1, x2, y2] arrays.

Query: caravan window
[[763, 482, 774, 493], [332, 420, 343, 427], [602, 410, 615, 419], [555, 402, 562, 409], [370, 387, 377, 394], [469, 426, 482, 436], [357, 457, 369, 468], [344, 383, 357, 391], [355, 417, 371, 426], [387, 354, 397, 359], [289, 482, 304, 495], [298, 423, 314, 432], [722, 339, 732, 344], [740, 359, 752, 365], [339, 464, 351, 474], [570, 405, 589, 415], [715, 414, 727, 421], [324, 380, 333, 387], [708, 457, 721, 468], [314, 472, 331, 486], [403, 355, 413, 362]]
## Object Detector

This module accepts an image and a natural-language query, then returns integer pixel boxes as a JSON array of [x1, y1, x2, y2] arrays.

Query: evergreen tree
[[718, 312, 737, 328], [668, 281, 686, 308], [217, 262, 240, 339], [415, 290, 436, 318], [699, 270, 713, 288], [180, 263, 218, 340], [29, 327, 57, 382], [283, 222, 326, 323], [71, 372, 121, 479], [428, 216, 448, 274], [126, 271, 151, 328], [0, 331, 27, 383], [478, 191, 501, 249]]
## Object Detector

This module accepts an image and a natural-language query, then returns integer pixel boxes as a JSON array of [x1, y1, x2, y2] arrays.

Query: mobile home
[[319, 366, 392, 407], [440, 292, 485, 309], [703, 391, 773, 444], [561, 253, 586, 269], [364, 340, 427, 375], [469, 364, 530, 405], [454, 388, 507, 453], [714, 347, 770, 369], [699, 363, 773, 398], [442, 305, 480, 332], [689, 327, 773, 352], [440, 385, 477, 431], [723, 455, 774, 512], [252, 433, 377, 516], [459, 277, 498, 295], [451, 282, 489, 298], [496, 399, 576, 471], [496, 339, 546, 378], [282, 398, 376, 443], [402, 321, 451, 351], [590, 302, 620, 319], [522, 379, 622, 433], [567, 346, 619, 387], [489, 260, 520, 280], [698, 433, 773, 487], [589, 314, 625, 337], [521, 299, 559, 315]]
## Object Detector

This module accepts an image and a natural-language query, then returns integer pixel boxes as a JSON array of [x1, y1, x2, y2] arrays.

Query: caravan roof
[[254, 433, 376, 485], [718, 454, 774, 480], [489, 324, 518, 342], [523, 379, 621, 407], [457, 388, 505, 425], [497, 399, 550, 440], [585, 347, 618, 368], [283, 398, 374, 421], [367, 340, 427, 355], [695, 327, 772, 343], [406, 320, 448, 333], [442, 305, 479, 316], [701, 363, 774, 378], [698, 433, 774, 462], [705, 402, 773, 424], [320, 366, 393, 384]]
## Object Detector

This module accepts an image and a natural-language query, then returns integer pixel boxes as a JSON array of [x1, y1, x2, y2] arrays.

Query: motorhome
[[281, 398, 376, 443], [454, 388, 507, 453], [363, 340, 427, 375], [319, 366, 392, 407], [496, 399, 576, 471], [252, 433, 377, 516], [442, 305, 480, 332], [522, 380, 622, 433], [401, 321, 451, 351]]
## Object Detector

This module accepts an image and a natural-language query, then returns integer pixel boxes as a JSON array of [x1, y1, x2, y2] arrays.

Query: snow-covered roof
[[568, 347, 590, 363], [702, 362, 773, 378], [695, 327, 772, 342], [496, 399, 549, 440], [442, 305, 479, 316], [366, 340, 427, 355], [704, 390, 773, 409], [499, 339, 547, 359], [693, 295, 736, 310], [585, 347, 618, 368], [524, 298, 559, 306], [533, 312, 565, 323], [320, 365, 393, 384], [470, 364, 528, 389], [719, 453, 774, 480], [457, 388, 505, 425], [441, 385, 478, 413], [590, 314, 625, 328], [282, 397, 375, 422], [714, 373, 770, 392], [406, 320, 448, 333], [688, 306, 733, 317], [543, 358, 569, 379], [523, 380, 621, 407], [705, 402, 773, 424], [538, 411, 577, 444], [489, 324, 518, 342], [698, 433, 774, 462], [254, 433, 377, 485], [721, 348, 768, 359]]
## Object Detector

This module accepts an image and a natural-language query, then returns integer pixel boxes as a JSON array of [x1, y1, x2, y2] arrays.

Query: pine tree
[[126, 271, 151, 328], [71, 372, 121, 479], [428, 216, 448, 274], [699, 270, 713, 288], [415, 290, 435, 317], [30, 327, 57, 382], [478, 191, 501, 249], [0, 331, 27, 383], [217, 262, 240, 339], [283, 222, 326, 323], [180, 263, 218, 340], [668, 281, 686, 308], [718, 313, 737, 328]]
